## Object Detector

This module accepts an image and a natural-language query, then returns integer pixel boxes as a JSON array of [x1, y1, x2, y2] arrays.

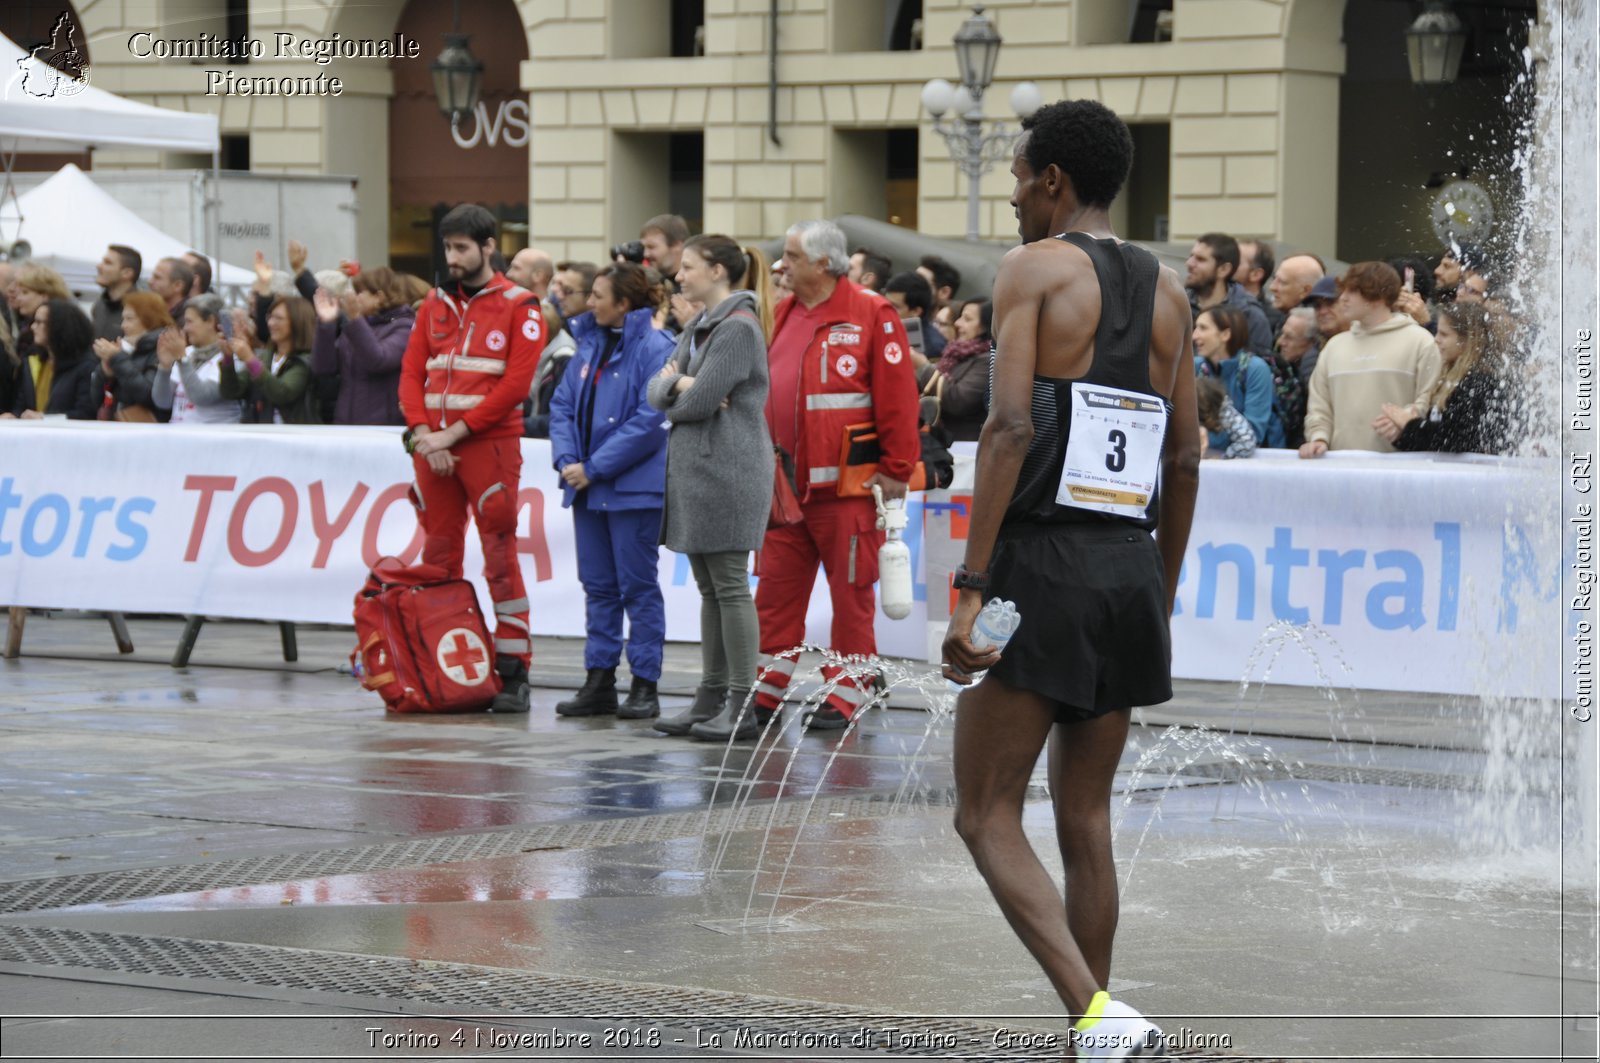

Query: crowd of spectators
[[0, 241, 436, 426], [0, 214, 1526, 460], [0, 200, 1530, 731]]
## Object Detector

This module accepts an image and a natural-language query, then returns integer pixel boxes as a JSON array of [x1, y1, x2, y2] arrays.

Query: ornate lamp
[[431, 0, 483, 123], [1406, 0, 1469, 85], [952, 4, 1003, 100]]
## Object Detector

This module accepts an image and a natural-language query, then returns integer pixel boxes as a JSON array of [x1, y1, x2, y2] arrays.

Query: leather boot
[[489, 654, 530, 714], [654, 684, 726, 736], [555, 667, 618, 717], [689, 689, 759, 742], [617, 676, 661, 720]]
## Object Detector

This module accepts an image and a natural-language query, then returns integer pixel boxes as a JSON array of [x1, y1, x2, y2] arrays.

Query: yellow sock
[[1074, 990, 1111, 1032]]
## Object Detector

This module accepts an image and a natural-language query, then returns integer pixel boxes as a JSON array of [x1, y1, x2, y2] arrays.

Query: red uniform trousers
[[410, 436, 531, 667], [753, 494, 884, 719]]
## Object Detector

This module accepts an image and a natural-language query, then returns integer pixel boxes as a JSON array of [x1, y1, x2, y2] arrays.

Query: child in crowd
[[1197, 376, 1257, 459]]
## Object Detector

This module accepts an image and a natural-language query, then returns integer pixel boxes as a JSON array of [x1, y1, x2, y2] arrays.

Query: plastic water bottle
[[874, 486, 913, 620], [949, 598, 1021, 691], [971, 598, 1021, 656]]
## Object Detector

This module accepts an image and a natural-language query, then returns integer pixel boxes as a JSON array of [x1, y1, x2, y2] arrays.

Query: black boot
[[617, 676, 661, 720], [689, 689, 759, 742], [555, 667, 618, 717], [490, 655, 530, 714], [654, 685, 726, 736]]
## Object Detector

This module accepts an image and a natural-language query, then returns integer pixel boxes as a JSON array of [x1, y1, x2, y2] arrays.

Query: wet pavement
[[0, 614, 1594, 1062]]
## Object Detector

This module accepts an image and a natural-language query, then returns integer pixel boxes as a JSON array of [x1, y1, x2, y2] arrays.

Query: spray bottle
[[872, 483, 913, 620]]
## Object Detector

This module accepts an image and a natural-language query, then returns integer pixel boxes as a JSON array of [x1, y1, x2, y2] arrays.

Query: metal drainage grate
[[0, 789, 962, 915], [0, 925, 1274, 1062]]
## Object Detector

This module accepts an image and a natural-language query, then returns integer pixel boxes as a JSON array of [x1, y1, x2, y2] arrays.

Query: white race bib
[[1055, 382, 1168, 519]]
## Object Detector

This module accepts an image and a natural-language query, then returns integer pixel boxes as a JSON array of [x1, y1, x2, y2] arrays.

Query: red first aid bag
[[352, 556, 503, 713]]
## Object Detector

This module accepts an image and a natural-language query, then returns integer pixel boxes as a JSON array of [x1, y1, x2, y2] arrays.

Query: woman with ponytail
[[646, 235, 775, 741]]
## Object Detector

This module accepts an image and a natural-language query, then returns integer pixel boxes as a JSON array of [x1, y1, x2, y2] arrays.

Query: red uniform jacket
[[398, 273, 546, 440], [770, 279, 922, 501]]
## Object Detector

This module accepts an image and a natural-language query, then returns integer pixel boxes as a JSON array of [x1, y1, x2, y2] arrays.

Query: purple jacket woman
[[309, 268, 416, 426]]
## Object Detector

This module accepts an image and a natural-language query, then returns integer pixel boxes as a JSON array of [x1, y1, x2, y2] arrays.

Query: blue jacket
[[1196, 352, 1284, 449], [550, 307, 676, 511]]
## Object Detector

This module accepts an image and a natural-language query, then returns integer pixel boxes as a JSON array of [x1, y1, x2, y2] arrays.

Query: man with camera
[[638, 215, 700, 333]]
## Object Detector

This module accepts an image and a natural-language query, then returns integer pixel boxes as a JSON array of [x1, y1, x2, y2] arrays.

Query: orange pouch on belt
[[836, 421, 927, 497]]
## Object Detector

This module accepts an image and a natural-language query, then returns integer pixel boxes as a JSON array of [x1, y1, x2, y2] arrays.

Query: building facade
[[26, 0, 1532, 269]]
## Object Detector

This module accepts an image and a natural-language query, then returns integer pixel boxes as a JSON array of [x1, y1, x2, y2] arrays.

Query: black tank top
[[1003, 232, 1168, 531]]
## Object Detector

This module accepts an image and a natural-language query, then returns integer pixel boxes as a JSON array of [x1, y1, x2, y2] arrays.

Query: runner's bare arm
[[942, 247, 1043, 677], [1156, 273, 1201, 615], [963, 248, 1042, 575], [962, 246, 1040, 581]]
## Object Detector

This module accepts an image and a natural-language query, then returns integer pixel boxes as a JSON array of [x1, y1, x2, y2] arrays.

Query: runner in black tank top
[[1005, 232, 1170, 531], [980, 232, 1175, 715], [940, 100, 1201, 1061]]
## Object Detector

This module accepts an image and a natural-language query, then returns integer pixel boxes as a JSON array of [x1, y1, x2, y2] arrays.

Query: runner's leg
[[1047, 708, 1133, 990], [953, 674, 1103, 1018]]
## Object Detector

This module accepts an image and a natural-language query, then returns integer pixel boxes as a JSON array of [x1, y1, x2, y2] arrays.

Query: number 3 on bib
[[1056, 383, 1167, 519], [1105, 429, 1128, 473]]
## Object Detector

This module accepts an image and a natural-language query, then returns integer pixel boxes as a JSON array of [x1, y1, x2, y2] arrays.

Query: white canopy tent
[[0, 32, 217, 154], [0, 29, 220, 264], [0, 164, 253, 294]]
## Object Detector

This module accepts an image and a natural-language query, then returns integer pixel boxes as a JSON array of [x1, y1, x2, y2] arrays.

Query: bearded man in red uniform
[[746, 219, 921, 733], [399, 204, 547, 713]]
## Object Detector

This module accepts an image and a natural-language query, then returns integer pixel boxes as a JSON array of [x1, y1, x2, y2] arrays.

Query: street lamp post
[[922, 5, 1041, 241]]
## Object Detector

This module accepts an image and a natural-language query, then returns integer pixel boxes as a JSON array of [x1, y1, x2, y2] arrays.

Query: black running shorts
[[984, 521, 1173, 721]]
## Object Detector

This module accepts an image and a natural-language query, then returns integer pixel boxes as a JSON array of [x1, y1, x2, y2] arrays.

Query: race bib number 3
[[1055, 383, 1167, 519]]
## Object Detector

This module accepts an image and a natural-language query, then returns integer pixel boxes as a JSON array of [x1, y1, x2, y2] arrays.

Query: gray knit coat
[[646, 290, 774, 554]]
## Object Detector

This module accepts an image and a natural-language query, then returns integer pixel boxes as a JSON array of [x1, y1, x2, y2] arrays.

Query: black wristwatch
[[951, 565, 990, 592]]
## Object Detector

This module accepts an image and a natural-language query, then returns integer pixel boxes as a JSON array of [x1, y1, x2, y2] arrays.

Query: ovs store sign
[[450, 99, 529, 149]]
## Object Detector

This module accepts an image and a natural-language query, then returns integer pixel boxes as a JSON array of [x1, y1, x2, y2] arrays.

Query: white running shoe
[[1073, 999, 1165, 1061]]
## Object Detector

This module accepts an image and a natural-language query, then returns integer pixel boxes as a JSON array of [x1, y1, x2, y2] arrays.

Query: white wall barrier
[[0, 423, 1561, 697]]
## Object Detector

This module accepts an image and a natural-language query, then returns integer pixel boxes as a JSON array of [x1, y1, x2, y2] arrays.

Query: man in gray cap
[[1303, 275, 1346, 346]]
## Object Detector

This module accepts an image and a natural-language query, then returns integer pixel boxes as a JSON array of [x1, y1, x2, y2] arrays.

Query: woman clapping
[[220, 297, 321, 424], [310, 267, 415, 425], [90, 292, 173, 422]]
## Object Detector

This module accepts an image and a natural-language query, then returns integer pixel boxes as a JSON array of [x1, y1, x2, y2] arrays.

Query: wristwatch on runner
[[951, 565, 990, 592]]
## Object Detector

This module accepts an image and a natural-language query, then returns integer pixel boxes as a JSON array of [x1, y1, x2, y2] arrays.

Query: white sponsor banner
[[0, 422, 929, 659], [922, 446, 1561, 698], [0, 425, 1559, 694]]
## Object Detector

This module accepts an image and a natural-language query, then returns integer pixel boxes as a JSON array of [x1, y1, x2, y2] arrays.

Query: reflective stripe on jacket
[[769, 279, 921, 500], [398, 272, 547, 439]]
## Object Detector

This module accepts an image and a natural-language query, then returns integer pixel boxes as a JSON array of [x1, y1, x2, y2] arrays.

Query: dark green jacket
[[219, 347, 321, 425]]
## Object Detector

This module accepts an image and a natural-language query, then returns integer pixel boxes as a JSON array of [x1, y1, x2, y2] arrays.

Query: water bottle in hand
[[970, 598, 1020, 656], [950, 598, 1021, 690]]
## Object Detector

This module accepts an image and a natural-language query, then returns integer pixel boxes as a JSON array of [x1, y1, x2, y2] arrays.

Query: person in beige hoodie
[[1299, 261, 1441, 457]]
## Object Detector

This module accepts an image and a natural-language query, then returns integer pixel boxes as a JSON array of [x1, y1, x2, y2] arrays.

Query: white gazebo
[[0, 30, 220, 260], [0, 164, 253, 296]]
